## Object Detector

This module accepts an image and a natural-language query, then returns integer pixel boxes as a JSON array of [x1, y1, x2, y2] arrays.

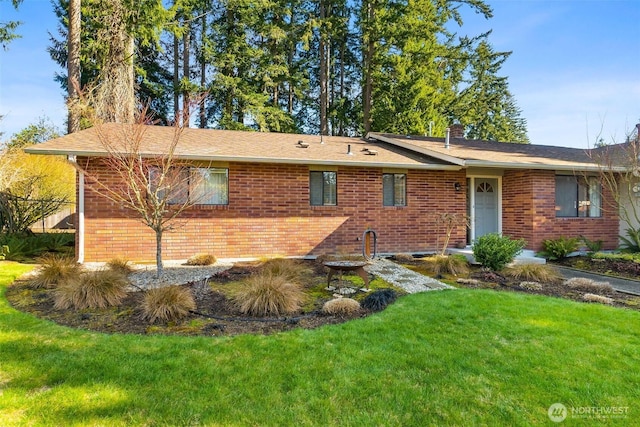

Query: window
[[555, 175, 601, 217], [310, 171, 337, 206], [383, 173, 406, 206], [151, 167, 228, 205]]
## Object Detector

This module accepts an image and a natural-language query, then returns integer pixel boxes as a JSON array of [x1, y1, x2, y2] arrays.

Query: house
[[26, 123, 620, 263]]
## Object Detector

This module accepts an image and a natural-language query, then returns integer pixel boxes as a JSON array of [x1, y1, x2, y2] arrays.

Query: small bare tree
[[588, 124, 640, 249], [433, 212, 469, 255], [76, 110, 206, 278]]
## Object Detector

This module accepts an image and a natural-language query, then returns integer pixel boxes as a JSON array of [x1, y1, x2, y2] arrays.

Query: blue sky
[[0, 0, 638, 148]]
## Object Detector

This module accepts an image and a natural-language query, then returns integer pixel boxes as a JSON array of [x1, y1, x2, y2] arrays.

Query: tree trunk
[[199, 13, 207, 128], [319, 0, 329, 135], [173, 33, 180, 123], [182, 22, 191, 126], [362, 0, 375, 134], [67, 0, 81, 134], [155, 228, 164, 279]]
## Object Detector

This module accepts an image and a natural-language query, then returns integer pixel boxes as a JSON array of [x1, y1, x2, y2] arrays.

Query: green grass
[[1, 261, 639, 426]]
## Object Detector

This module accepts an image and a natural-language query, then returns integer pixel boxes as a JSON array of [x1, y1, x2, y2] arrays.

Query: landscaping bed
[[6, 260, 399, 336], [398, 255, 640, 311]]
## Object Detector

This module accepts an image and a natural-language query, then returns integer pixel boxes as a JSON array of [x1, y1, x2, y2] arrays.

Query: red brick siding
[[79, 158, 467, 262], [502, 169, 618, 250]]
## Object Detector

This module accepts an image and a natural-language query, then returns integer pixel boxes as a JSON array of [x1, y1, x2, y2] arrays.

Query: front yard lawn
[[1, 261, 639, 426]]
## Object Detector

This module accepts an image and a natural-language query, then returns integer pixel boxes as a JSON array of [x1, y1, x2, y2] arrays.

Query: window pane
[[192, 168, 228, 205], [382, 174, 394, 206], [588, 177, 602, 217], [323, 172, 337, 205], [556, 176, 577, 217], [310, 171, 324, 205], [394, 174, 406, 206]]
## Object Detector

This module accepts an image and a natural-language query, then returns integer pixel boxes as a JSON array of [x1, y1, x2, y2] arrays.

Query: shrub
[[504, 263, 561, 283], [472, 233, 526, 271], [185, 253, 217, 266], [0, 244, 9, 260], [619, 227, 640, 252], [107, 257, 134, 275], [322, 298, 361, 315], [582, 293, 614, 305], [40, 233, 75, 253], [580, 235, 604, 253], [539, 236, 580, 260], [142, 285, 196, 323], [563, 277, 614, 294], [519, 281, 543, 291], [361, 289, 397, 311], [30, 254, 81, 289], [260, 258, 311, 282], [0, 234, 46, 261], [427, 254, 469, 276], [233, 272, 305, 317], [53, 269, 128, 310], [393, 253, 415, 263]]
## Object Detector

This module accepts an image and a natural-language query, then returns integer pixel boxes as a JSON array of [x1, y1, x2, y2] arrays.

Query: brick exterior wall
[[502, 169, 619, 250], [78, 158, 468, 262]]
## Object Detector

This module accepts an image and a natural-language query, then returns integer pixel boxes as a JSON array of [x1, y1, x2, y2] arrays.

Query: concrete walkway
[[554, 266, 640, 296], [364, 258, 454, 294]]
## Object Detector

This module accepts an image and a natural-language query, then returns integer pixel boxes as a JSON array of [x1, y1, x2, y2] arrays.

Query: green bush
[[0, 244, 9, 260], [580, 235, 603, 253], [619, 227, 640, 252], [472, 233, 526, 271], [539, 236, 580, 260]]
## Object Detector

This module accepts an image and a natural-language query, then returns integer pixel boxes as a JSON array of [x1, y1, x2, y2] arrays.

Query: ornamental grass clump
[[260, 258, 312, 282], [53, 269, 128, 310], [185, 253, 217, 266], [504, 263, 561, 283], [142, 285, 196, 323], [582, 293, 614, 305], [233, 272, 305, 317], [564, 277, 614, 294], [361, 289, 397, 311], [322, 298, 361, 316], [427, 254, 469, 276], [472, 233, 526, 271], [106, 257, 134, 275], [30, 254, 81, 289]]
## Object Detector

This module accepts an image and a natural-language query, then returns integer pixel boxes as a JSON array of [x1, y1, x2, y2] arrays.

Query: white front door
[[473, 178, 499, 239]]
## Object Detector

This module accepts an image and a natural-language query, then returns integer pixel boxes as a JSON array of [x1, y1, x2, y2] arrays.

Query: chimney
[[449, 123, 465, 139]]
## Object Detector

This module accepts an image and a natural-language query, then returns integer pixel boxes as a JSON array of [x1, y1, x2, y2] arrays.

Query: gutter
[[26, 150, 463, 171], [67, 155, 85, 264]]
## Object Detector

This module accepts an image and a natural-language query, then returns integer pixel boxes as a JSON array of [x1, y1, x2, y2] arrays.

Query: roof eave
[[464, 160, 614, 172], [24, 148, 462, 170]]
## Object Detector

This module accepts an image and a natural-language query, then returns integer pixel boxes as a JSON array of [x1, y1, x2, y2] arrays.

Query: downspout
[[445, 127, 450, 149], [68, 155, 85, 263]]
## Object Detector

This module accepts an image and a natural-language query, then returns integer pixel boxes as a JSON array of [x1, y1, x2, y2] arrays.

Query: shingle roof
[[369, 133, 601, 171], [25, 123, 612, 171], [25, 123, 460, 170]]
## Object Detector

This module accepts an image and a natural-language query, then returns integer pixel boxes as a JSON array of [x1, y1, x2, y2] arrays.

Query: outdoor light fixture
[[454, 182, 462, 191]]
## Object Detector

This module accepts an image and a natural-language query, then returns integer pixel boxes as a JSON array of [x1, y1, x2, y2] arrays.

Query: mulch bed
[[6, 263, 373, 337]]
